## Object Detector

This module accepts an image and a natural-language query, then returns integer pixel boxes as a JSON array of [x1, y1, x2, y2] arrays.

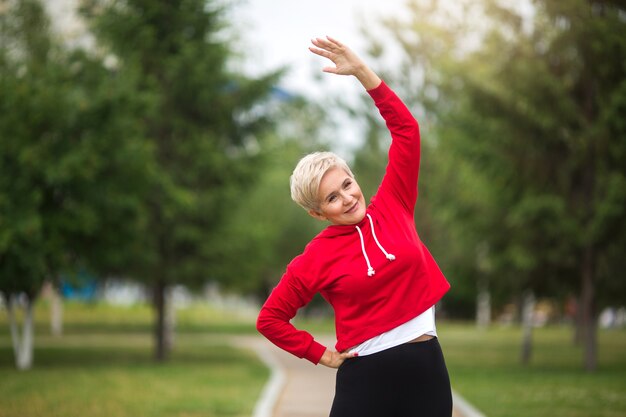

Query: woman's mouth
[[345, 201, 358, 214]]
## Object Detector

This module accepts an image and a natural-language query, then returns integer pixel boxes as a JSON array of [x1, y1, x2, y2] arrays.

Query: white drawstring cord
[[355, 225, 376, 276], [366, 214, 396, 261], [355, 214, 396, 277]]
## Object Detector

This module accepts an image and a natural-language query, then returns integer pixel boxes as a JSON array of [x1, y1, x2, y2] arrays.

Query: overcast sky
[[47, 0, 408, 93], [230, 0, 408, 96], [229, 0, 411, 151], [46, 0, 409, 152]]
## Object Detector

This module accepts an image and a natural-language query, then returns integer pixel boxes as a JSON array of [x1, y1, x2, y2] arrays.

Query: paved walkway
[[233, 335, 484, 417], [263, 336, 336, 417]]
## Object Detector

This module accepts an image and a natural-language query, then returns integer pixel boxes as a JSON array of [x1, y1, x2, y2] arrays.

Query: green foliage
[[215, 96, 329, 296], [370, 0, 626, 314], [350, 101, 389, 199], [1, 0, 286, 363], [0, 0, 153, 298], [80, 0, 283, 290]]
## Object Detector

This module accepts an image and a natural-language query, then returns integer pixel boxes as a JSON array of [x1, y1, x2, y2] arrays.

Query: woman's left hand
[[309, 36, 381, 90], [309, 36, 364, 76]]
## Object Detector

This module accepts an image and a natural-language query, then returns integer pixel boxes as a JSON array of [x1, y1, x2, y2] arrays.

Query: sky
[[229, 0, 408, 97], [46, 0, 408, 96], [228, 0, 410, 151], [45, 0, 410, 153]]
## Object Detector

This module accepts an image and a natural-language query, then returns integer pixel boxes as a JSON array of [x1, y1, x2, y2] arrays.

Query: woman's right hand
[[319, 348, 357, 369]]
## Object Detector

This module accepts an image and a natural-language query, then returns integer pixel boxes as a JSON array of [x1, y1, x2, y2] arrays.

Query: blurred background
[[1, 0, 625, 416]]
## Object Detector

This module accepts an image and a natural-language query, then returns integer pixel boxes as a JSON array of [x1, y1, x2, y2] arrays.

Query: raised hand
[[309, 36, 364, 76], [309, 36, 381, 90]]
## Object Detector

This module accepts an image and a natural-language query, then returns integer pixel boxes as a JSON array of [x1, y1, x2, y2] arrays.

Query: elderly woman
[[257, 36, 453, 417]]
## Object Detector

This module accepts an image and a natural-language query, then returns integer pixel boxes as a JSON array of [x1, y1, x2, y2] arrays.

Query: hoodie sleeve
[[368, 81, 421, 214], [256, 266, 327, 364]]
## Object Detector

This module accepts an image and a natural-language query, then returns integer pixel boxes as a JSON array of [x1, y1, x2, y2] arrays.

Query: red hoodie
[[256, 81, 450, 364]]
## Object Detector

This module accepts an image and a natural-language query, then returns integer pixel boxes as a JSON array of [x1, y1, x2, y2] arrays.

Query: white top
[[347, 306, 437, 356]]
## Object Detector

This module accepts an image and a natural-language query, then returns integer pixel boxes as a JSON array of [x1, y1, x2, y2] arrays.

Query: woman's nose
[[340, 191, 353, 204]]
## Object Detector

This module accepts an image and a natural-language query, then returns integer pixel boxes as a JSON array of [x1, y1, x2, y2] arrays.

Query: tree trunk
[[153, 280, 169, 362], [520, 291, 535, 366], [572, 296, 583, 346], [7, 294, 34, 371], [580, 245, 597, 372], [164, 286, 175, 352], [476, 284, 491, 329], [50, 287, 63, 337], [578, 58, 598, 372]]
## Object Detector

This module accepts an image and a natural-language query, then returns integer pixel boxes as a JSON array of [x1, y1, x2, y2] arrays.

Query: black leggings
[[329, 338, 452, 417]]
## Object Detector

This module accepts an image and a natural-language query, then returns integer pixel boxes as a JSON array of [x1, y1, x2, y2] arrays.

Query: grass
[[0, 301, 265, 417], [438, 324, 626, 417], [34, 300, 258, 334], [0, 342, 267, 417], [294, 316, 626, 417], [1, 301, 625, 417]]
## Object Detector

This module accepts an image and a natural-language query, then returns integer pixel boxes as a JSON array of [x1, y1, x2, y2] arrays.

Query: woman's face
[[309, 167, 366, 225]]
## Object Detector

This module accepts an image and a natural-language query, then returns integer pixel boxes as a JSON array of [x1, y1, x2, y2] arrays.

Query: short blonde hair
[[290, 152, 354, 212]]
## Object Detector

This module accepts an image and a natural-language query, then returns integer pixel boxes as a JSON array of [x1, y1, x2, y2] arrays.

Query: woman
[[257, 36, 452, 417]]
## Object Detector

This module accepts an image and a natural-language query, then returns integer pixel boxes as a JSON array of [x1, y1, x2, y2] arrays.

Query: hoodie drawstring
[[355, 225, 375, 277], [355, 213, 395, 277]]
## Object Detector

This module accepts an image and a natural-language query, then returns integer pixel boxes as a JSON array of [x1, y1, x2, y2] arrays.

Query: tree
[[345, 34, 492, 320], [215, 92, 330, 300], [372, 0, 626, 370], [0, 0, 153, 369], [81, 0, 282, 360], [1, 3, 60, 369]]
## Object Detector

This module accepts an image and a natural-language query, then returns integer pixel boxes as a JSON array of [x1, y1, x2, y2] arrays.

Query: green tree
[[374, 0, 626, 370], [216, 93, 329, 299], [81, 0, 282, 360], [347, 44, 487, 319], [0, 0, 153, 369]]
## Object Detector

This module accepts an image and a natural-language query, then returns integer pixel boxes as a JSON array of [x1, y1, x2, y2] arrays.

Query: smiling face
[[308, 167, 366, 225]]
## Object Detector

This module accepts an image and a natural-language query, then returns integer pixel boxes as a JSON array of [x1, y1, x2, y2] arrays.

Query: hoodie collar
[[355, 213, 396, 276], [318, 212, 395, 277]]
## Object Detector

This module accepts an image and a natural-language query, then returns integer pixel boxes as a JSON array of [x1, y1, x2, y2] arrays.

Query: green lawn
[[438, 324, 626, 417], [1, 301, 625, 417], [0, 301, 264, 417], [295, 315, 626, 417]]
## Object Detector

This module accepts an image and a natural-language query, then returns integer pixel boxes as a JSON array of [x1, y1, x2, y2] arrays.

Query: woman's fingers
[[308, 45, 331, 59], [309, 36, 365, 77], [339, 351, 357, 362], [324, 35, 343, 47], [345, 351, 358, 359], [311, 36, 345, 56]]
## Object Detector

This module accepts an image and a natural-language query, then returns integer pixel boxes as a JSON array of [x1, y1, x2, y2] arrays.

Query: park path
[[231, 335, 484, 417]]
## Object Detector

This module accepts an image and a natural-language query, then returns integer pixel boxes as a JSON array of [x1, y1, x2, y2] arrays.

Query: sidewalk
[[236, 335, 485, 417], [263, 336, 335, 417]]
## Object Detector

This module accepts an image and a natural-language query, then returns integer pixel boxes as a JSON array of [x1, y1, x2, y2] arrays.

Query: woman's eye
[[328, 195, 337, 203]]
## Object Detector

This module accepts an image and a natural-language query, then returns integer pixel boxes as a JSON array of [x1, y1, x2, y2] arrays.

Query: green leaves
[[78, 0, 282, 294], [0, 0, 156, 297], [373, 0, 626, 311]]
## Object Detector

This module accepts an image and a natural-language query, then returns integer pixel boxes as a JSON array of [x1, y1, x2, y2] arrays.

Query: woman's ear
[[308, 209, 326, 221]]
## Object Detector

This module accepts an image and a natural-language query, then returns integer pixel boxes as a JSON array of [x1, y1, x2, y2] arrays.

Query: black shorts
[[329, 337, 452, 417]]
